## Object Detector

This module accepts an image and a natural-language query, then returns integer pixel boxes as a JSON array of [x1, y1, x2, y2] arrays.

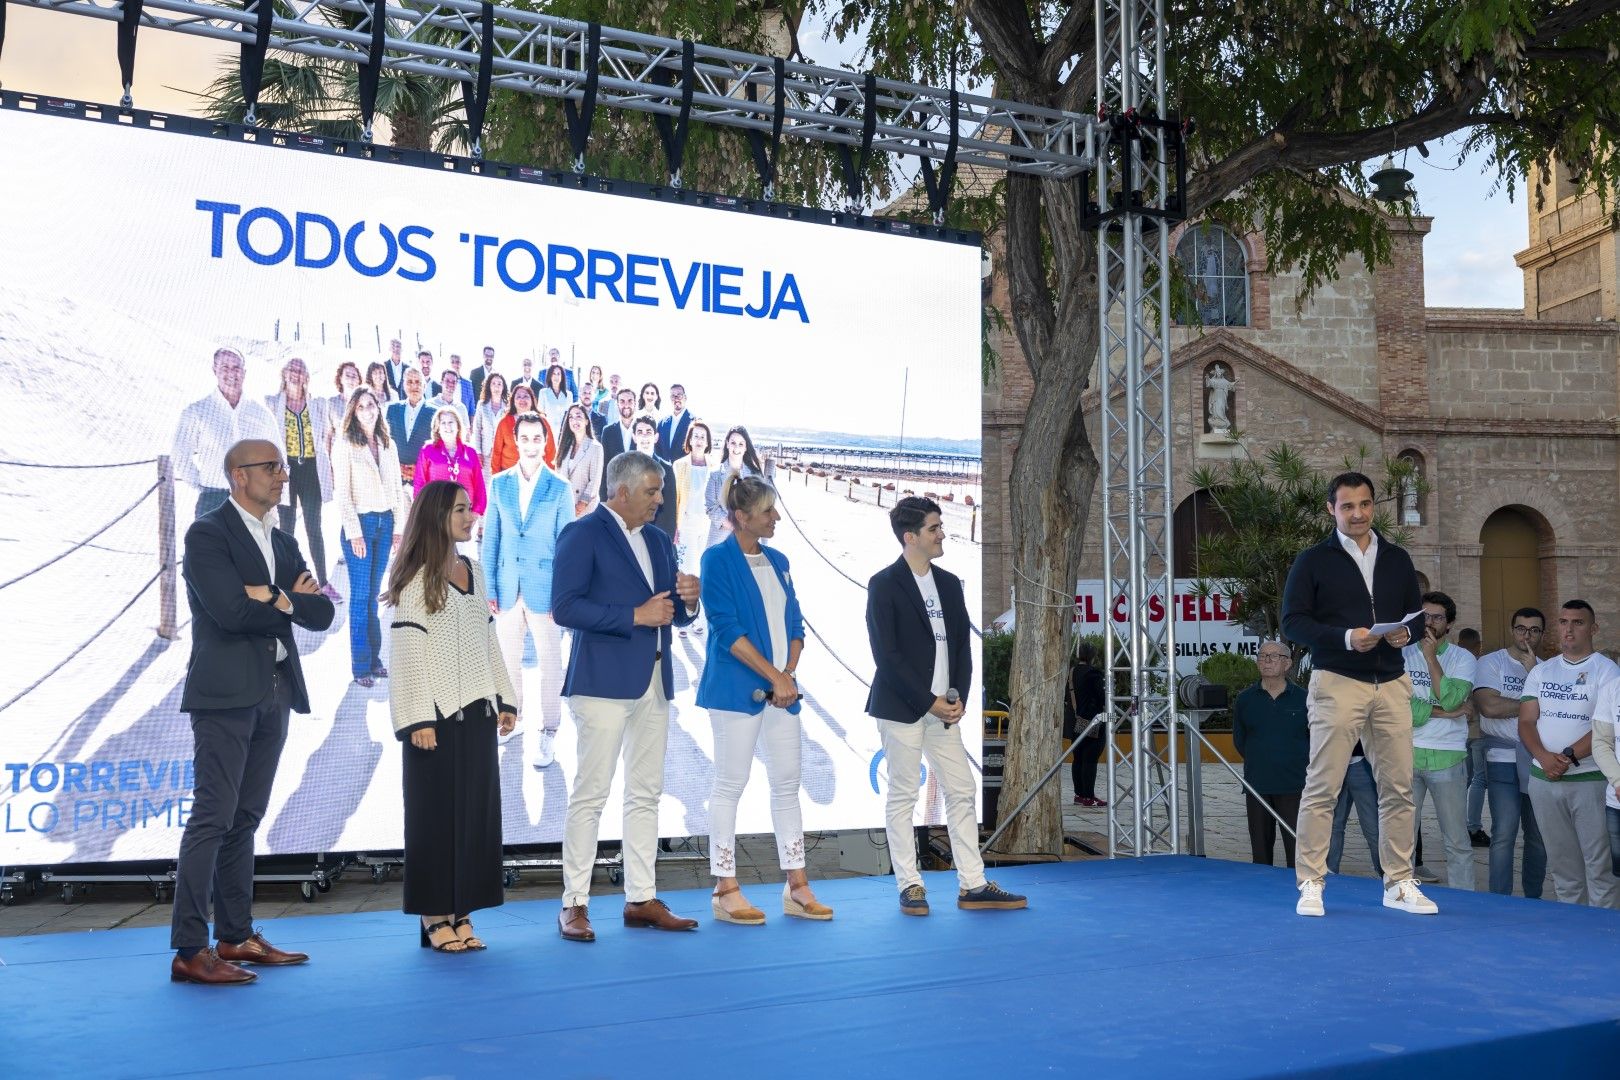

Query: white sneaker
[[1383, 879, 1439, 914], [1413, 863, 1439, 883], [1296, 879, 1324, 917], [532, 729, 557, 769]]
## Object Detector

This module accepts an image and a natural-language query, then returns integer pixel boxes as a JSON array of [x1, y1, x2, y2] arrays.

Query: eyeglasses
[[1258, 653, 1290, 662], [235, 459, 286, 475], [1512, 625, 1545, 635]]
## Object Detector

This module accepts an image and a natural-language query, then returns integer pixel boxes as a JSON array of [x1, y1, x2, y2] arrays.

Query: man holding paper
[[1281, 471, 1433, 917]]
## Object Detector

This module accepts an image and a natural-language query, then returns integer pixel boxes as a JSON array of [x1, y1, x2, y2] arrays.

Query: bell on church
[[1369, 155, 1415, 203]]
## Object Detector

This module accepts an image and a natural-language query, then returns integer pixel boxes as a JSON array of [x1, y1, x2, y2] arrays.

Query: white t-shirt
[[1521, 652, 1620, 778], [1403, 641, 1477, 752], [914, 569, 950, 697], [1592, 678, 1620, 811], [1475, 648, 1533, 764], [747, 551, 789, 669]]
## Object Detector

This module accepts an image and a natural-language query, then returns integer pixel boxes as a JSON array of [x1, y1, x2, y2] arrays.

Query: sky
[[1, 6, 1530, 308]]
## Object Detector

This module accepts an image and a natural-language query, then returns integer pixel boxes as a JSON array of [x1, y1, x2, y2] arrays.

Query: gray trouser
[[170, 672, 292, 948], [1527, 776, 1620, 909]]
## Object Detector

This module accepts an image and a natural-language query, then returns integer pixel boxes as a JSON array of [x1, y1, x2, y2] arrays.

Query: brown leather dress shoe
[[171, 948, 256, 985], [216, 930, 309, 966], [623, 897, 698, 931], [558, 904, 596, 942]]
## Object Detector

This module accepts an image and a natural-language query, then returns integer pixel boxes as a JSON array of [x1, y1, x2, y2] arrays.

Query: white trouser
[[881, 714, 985, 893], [494, 599, 562, 731], [561, 673, 668, 906], [707, 706, 806, 877]]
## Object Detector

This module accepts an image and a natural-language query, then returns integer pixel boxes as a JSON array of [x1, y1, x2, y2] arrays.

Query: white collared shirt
[[171, 388, 278, 489], [404, 399, 428, 434], [603, 504, 655, 587], [230, 496, 288, 661], [516, 461, 543, 518], [1337, 528, 1379, 650]]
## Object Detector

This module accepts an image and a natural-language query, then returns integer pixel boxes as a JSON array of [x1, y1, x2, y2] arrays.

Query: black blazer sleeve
[[274, 532, 335, 632], [184, 518, 294, 638]]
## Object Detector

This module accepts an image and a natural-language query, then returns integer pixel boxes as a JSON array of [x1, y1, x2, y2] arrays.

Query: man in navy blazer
[[483, 414, 576, 773], [552, 452, 702, 940], [169, 439, 335, 985], [384, 367, 438, 485], [654, 384, 692, 462], [866, 496, 1025, 916]]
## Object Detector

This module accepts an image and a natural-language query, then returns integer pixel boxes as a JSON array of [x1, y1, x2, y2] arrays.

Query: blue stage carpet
[[4, 857, 1619, 1078]]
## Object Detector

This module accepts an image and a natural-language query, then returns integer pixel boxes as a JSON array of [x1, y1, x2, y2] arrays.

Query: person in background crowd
[[447, 355, 476, 418], [638, 381, 663, 423], [1064, 640, 1108, 807], [1404, 591, 1477, 891], [545, 346, 577, 396], [484, 413, 576, 773], [1519, 601, 1620, 908], [385, 367, 438, 487], [468, 345, 497, 405], [540, 363, 573, 433], [266, 357, 340, 602], [705, 425, 763, 548], [867, 496, 1026, 916], [383, 338, 407, 398], [597, 389, 639, 496], [583, 365, 606, 411], [414, 408, 486, 532], [167, 438, 333, 985], [655, 384, 692, 462], [699, 476, 830, 925], [631, 415, 678, 539], [490, 383, 554, 474], [332, 388, 404, 687], [672, 420, 716, 637], [594, 373, 623, 426], [419, 351, 437, 393], [366, 361, 394, 405], [472, 372, 509, 484], [1281, 471, 1432, 917], [386, 480, 517, 953], [1456, 626, 1491, 847], [519, 357, 541, 398], [556, 403, 604, 518], [433, 368, 471, 430], [553, 452, 704, 942], [1327, 745, 1384, 878], [1473, 608, 1548, 897], [1232, 641, 1311, 868], [328, 362, 363, 451], [172, 347, 278, 519]]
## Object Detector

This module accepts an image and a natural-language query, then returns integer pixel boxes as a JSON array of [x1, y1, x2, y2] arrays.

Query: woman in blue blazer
[[697, 476, 833, 925]]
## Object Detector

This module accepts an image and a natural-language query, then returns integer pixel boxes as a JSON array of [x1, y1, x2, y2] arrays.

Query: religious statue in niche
[[1203, 363, 1235, 435], [1400, 455, 1423, 525]]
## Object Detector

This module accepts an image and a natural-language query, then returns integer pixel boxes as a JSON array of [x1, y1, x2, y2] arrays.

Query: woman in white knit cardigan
[[385, 480, 517, 953]]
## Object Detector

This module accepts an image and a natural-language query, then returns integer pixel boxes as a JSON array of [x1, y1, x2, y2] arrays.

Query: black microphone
[[944, 687, 960, 725]]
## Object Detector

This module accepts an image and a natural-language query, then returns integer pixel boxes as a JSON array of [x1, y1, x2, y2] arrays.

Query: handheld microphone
[[751, 688, 768, 703], [944, 688, 960, 725]]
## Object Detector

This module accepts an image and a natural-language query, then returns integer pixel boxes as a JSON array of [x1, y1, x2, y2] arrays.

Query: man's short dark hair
[[512, 411, 548, 439], [1458, 627, 1481, 645], [1561, 599, 1596, 619], [1422, 591, 1456, 624], [889, 495, 943, 544], [1512, 606, 1546, 628], [417, 350, 432, 359], [1326, 471, 1375, 504]]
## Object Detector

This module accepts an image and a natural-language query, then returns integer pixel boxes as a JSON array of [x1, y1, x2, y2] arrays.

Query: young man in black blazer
[[866, 496, 1026, 915], [169, 439, 335, 984]]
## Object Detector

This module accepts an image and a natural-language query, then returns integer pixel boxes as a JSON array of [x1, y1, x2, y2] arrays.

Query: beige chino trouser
[[1295, 669, 1416, 889]]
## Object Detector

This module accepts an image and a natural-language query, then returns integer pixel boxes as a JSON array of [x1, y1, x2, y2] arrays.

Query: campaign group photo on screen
[[0, 104, 984, 869]]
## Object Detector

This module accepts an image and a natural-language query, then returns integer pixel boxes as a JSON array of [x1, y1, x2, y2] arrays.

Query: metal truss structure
[[1092, 0, 1184, 857], [11, 0, 1186, 858], [12, 0, 1094, 186]]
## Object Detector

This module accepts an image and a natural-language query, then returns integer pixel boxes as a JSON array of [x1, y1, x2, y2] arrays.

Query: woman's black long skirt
[[402, 700, 504, 915]]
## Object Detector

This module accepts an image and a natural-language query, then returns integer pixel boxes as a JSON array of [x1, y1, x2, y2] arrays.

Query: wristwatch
[[265, 584, 285, 606]]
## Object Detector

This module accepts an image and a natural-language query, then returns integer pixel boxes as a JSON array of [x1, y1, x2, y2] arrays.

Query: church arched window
[[1174, 223, 1250, 327]]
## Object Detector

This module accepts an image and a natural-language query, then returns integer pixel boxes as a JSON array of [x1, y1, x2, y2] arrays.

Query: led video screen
[[0, 99, 983, 864]]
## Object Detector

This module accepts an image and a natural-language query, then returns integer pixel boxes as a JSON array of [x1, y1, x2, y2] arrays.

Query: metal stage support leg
[[1093, 0, 1182, 857]]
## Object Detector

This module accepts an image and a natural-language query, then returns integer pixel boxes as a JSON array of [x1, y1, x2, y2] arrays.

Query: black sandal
[[453, 917, 487, 951], [420, 919, 467, 952]]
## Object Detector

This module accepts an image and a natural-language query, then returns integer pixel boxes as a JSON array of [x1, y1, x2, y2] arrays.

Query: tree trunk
[[990, 169, 1102, 856]]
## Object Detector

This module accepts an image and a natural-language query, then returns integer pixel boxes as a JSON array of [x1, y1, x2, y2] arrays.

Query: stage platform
[[5, 857, 1619, 1078]]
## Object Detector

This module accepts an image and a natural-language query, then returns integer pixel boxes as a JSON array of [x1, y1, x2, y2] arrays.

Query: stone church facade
[[980, 168, 1620, 654]]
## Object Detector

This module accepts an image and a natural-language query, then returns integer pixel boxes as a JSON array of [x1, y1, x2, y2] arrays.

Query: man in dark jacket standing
[[1281, 471, 1436, 917]]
